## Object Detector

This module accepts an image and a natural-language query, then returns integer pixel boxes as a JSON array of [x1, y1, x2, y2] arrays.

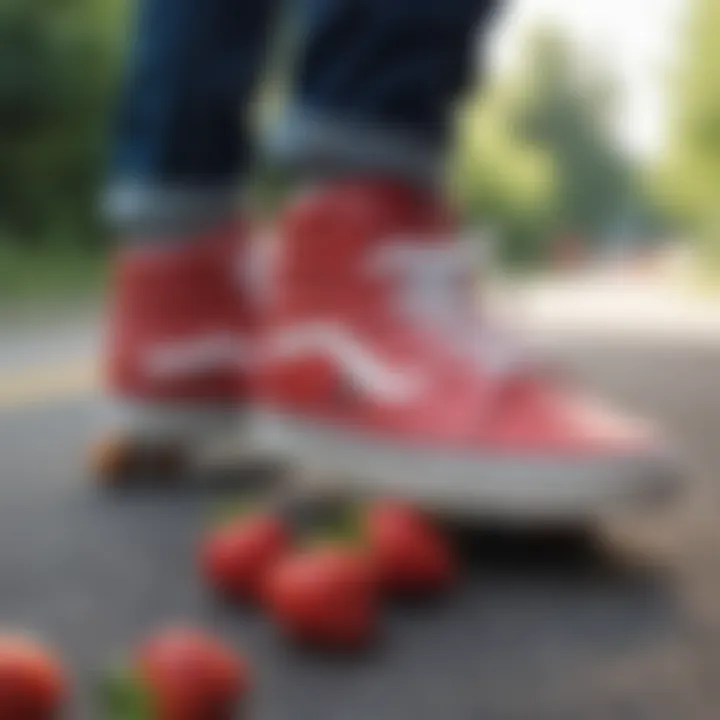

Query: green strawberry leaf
[[306, 502, 367, 549], [210, 499, 260, 528], [100, 668, 154, 720]]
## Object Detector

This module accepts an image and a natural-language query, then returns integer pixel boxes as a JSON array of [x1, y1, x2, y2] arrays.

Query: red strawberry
[[0, 634, 66, 720], [365, 501, 457, 596], [200, 514, 292, 603], [104, 627, 251, 720], [264, 548, 379, 650]]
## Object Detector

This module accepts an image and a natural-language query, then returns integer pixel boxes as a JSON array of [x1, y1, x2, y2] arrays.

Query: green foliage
[[0, 0, 126, 246], [453, 88, 557, 267], [0, 235, 106, 305], [454, 29, 636, 267], [0, 8, 645, 283], [519, 33, 633, 238], [659, 0, 720, 273]]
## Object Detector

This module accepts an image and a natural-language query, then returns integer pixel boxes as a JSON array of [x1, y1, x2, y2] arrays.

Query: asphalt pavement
[[0, 286, 719, 719]]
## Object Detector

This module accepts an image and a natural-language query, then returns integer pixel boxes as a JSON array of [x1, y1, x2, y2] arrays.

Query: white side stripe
[[267, 323, 425, 405], [144, 333, 246, 379]]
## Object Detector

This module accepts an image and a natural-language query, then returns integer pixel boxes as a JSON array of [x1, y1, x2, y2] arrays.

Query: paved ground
[[1, 285, 719, 719]]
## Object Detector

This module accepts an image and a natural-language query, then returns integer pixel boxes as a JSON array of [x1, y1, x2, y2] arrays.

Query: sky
[[488, 0, 689, 159]]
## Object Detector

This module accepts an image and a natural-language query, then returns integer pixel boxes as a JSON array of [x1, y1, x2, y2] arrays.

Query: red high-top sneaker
[[252, 181, 679, 520], [93, 220, 252, 484]]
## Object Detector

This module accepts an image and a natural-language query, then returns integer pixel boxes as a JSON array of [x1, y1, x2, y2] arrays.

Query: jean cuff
[[266, 108, 447, 190], [103, 182, 242, 239]]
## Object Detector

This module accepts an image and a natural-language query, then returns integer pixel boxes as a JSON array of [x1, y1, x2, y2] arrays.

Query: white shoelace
[[369, 239, 532, 377]]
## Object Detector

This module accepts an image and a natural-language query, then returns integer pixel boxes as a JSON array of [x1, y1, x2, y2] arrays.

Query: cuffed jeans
[[107, 0, 500, 234]]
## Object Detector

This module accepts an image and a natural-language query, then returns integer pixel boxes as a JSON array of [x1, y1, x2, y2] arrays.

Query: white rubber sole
[[250, 411, 680, 521], [104, 400, 238, 439]]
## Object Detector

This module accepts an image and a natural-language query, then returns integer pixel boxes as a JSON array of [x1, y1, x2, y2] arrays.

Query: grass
[[0, 239, 109, 317]]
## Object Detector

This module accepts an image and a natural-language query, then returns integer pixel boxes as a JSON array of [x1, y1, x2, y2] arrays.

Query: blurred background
[[1, 3, 720, 716], [2, 0, 719, 308]]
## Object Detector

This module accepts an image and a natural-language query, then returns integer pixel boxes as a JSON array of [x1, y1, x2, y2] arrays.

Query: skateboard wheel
[[90, 437, 189, 487]]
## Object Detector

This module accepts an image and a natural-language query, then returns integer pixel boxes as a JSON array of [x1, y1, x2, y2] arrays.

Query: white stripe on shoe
[[143, 333, 248, 379], [265, 323, 427, 406]]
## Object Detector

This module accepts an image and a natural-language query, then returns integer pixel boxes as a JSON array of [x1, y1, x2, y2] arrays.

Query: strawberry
[[0, 634, 66, 720], [104, 627, 251, 720], [200, 514, 292, 604], [263, 548, 379, 650], [365, 501, 457, 596]]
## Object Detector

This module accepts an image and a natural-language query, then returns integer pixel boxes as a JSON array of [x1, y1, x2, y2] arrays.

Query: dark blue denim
[[110, 0, 499, 223], [112, 0, 279, 187], [294, 0, 499, 148]]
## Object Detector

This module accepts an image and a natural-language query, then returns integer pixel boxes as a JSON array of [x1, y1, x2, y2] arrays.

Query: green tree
[[453, 85, 557, 267], [518, 32, 633, 240], [660, 0, 720, 272], [0, 0, 125, 245], [455, 28, 635, 267]]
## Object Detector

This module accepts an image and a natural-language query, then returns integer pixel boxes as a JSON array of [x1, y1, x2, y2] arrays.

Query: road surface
[[0, 283, 719, 719]]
